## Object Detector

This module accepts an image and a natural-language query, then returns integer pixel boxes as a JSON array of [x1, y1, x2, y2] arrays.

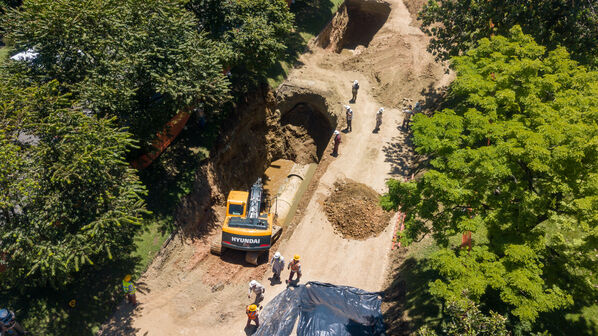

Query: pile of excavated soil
[[324, 179, 392, 239]]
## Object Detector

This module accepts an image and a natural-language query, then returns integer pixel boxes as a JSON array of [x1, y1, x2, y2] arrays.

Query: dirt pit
[[317, 0, 391, 53], [282, 103, 333, 164], [324, 179, 393, 240]]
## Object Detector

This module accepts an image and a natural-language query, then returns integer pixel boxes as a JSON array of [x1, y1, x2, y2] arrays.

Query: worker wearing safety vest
[[286, 255, 302, 284], [332, 130, 341, 156], [246, 304, 260, 328], [122, 274, 137, 306], [0, 308, 27, 336]]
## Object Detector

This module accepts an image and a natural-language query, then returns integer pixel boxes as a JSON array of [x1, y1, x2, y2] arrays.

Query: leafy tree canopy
[[382, 26, 598, 325], [419, 0, 598, 67], [1, 0, 231, 145], [0, 73, 148, 288], [187, 0, 294, 82], [417, 300, 510, 336]]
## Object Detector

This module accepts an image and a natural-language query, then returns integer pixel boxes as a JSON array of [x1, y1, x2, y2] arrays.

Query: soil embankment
[[99, 0, 452, 334]]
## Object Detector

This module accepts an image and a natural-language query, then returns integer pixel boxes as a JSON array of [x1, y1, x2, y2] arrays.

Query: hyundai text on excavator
[[210, 178, 282, 265]]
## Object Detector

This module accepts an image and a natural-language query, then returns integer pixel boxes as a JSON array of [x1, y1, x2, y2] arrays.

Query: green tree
[[419, 0, 598, 67], [187, 0, 294, 83], [381, 26, 598, 325], [417, 300, 510, 336], [1, 0, 231, 145], [0, 74, 148, 288]]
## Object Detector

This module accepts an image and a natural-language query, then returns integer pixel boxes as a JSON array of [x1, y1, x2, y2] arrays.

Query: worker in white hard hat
[[270, 252, 285, 282], [375, 108, 383, 132], [344, 105, 353, 132], [332, 130, 341, 156], [351, 80, 359, 102], [402, 104, 413, 130], [248, 280, 265, 304]]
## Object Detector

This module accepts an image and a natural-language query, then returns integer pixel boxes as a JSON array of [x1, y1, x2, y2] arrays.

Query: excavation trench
[[202, 86, 336, 267], [316, 0, 391, 53]]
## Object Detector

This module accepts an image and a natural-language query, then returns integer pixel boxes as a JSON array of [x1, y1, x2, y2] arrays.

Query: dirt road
[[99, 0, 450, 335]]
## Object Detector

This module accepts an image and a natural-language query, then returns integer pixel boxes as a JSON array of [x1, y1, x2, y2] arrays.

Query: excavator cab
[[211, 178, 282, 264], [226, 191, 247, 217]]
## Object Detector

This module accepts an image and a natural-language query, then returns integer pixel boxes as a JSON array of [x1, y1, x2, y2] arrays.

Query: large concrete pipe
[[272, 163, 317, 227]]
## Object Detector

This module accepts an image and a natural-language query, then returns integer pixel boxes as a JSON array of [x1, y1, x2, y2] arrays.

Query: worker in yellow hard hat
[[122, 274, 137, 306], [246, 304, 260, 328], [286, 254, 302, 284]]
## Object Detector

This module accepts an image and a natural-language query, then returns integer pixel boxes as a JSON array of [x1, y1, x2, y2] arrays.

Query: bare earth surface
[[99, 0, 451, 335], [324, 179, 393, 239]]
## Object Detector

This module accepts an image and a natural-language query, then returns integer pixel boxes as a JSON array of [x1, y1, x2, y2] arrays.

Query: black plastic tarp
[[254, 281, 386, 336]]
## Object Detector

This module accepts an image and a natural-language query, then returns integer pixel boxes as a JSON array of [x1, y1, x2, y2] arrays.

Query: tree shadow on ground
[[419, 82, 451, 116], [1, 256, 141, 336], [139, 115, 213, 234], [382, 127, 428, 179], [382, 255, 442, 335], [267, 0, 341, 83]]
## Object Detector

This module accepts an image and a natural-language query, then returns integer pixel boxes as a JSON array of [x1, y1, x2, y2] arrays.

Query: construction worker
[[344, 105, 353, 132], [122, 274, 137, 306], [286, 255, 302, 284], [246, 304, 260, 328], [351, 80, 359, 102], [332, 130, 341, 156], [248, 280, 265, 304], [270, 251, 285, 281], [0, 308, 27, 335], [414, 101, 422, 114], [375, 108, 383, 131], [401, 105, 413, 130]]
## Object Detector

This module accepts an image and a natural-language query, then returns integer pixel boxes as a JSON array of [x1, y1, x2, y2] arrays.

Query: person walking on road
[[414, 101, 422, 114], [374, 108, 383, 132], [246, 304, 260, 328], [286, 255, 302, 284], [344, 105, 353, 132], [351, 80, 359, 102], [248, 280, 265, 304], [0, 309, 27, 336], [270, 252, 285, 281], [122, 274, 138, 306], [401, 105, 413, 130], [332, 130, 341, 156]]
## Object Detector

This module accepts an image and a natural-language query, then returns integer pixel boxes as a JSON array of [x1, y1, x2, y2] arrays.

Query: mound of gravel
[[324, 180, 393, 240]]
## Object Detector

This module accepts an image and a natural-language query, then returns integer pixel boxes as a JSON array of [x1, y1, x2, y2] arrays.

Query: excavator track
[[210, 236, 223, 256], [245, 251, 261, 265]]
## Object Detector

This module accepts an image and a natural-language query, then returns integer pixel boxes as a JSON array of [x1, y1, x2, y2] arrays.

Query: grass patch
[[132, 218, 170, 275], [267, 0, 345, 88], [383, 235, 443, 335], [0, 46, 10, 64]]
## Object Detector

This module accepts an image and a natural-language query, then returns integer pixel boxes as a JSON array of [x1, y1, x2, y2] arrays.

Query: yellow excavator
[[210, 178, 282, 265]]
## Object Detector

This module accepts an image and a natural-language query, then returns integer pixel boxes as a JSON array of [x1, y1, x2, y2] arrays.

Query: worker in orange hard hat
[[286, 255, 302, 284], [246, 304, 260, 328], [122, 274, 137, 306]]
